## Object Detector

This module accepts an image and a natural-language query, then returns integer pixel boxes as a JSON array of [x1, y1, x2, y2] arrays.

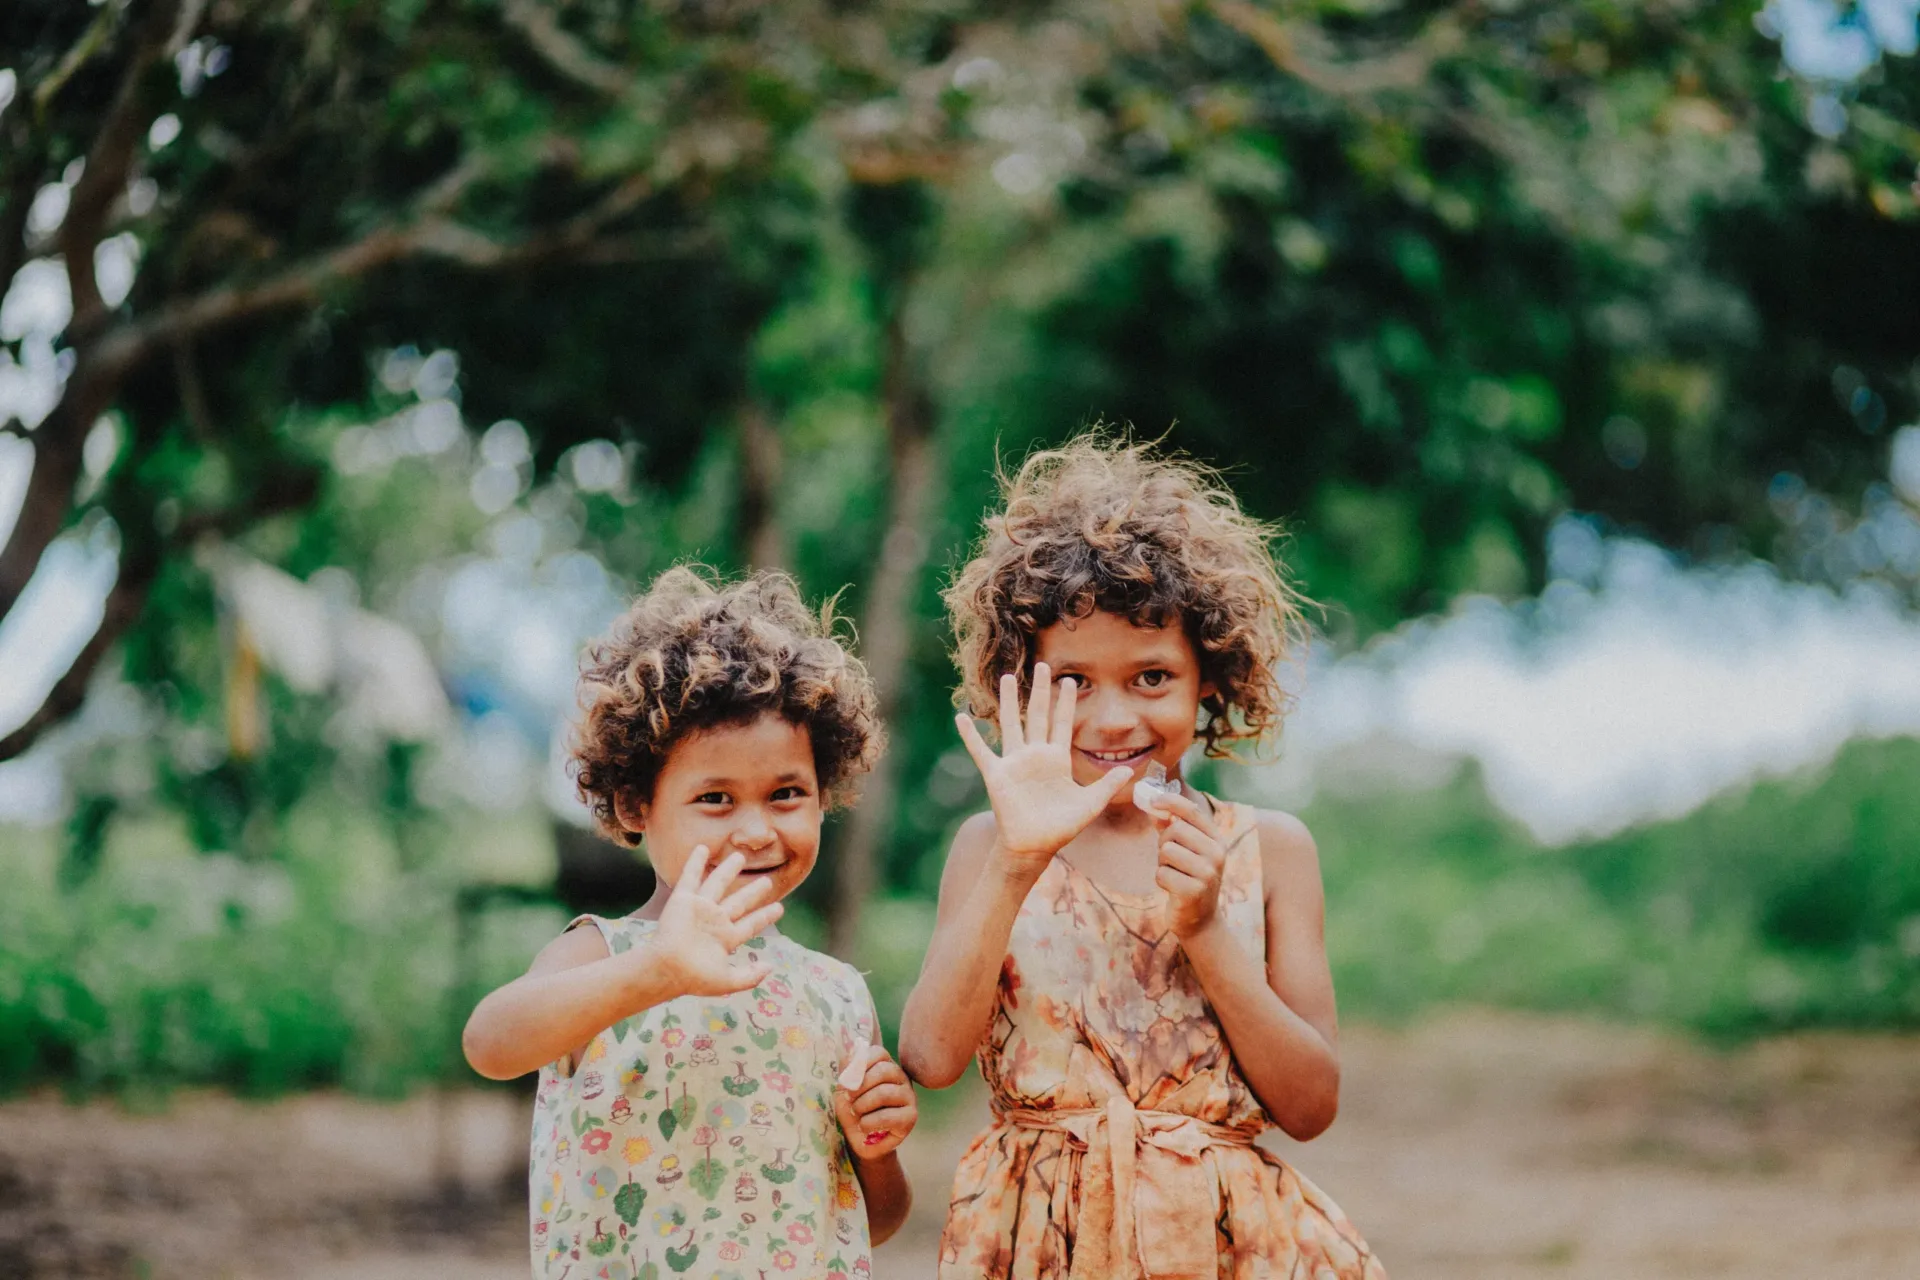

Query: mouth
[[1076, 745, 1157, 769], [733, 856, 788, 876]]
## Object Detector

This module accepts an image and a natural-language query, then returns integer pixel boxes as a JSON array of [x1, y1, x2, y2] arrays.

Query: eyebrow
[[1050, 652, 1187, 670], [689, 772, 812, 790]]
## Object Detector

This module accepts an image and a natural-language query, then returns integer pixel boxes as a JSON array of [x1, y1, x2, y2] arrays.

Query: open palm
[[955, 663, 1133, 868], [656, 846, 783, 997]]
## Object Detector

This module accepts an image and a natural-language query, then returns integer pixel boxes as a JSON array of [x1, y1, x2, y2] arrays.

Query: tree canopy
[[2, 0, 1917, 939]]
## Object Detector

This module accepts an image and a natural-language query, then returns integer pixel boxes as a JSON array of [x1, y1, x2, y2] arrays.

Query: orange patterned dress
[[939, 800, 1386, 1280]]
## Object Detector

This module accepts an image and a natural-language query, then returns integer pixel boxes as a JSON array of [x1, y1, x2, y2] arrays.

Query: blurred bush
[[1306, 735, 1920, 1036], [4, 735, 1915, 1099]]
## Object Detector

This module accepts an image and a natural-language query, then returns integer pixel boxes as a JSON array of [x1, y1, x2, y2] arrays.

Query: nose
[[1082, 687, 1133, 738], [733, 811, 774, 850]]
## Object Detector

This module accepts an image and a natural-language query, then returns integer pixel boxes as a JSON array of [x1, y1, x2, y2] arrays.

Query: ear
[[611, 791, 648, 838], [1198, 678, 1218, 703]]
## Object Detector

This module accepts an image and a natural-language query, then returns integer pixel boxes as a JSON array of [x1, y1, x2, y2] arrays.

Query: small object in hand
[[1132, 761, 1176, 814], [837, 1043, 876, 1092]]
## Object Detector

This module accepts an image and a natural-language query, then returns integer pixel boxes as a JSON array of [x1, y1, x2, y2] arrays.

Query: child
[[900, 438, 1384, 1280], [466, 567, 917, 1280]]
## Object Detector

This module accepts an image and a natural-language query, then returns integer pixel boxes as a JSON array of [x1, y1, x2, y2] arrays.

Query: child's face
[[618, 713, 823, 906], [1031, 609, 1214, 808]]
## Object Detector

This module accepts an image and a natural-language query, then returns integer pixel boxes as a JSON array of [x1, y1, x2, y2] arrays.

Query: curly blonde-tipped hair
[[945, 434, 1307, 757], [571, 567, 883, 844]]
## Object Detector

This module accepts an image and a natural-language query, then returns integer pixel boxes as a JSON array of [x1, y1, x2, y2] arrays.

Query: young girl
[[900, 439, 1384, 1280], [466, 568, 917, 1280]]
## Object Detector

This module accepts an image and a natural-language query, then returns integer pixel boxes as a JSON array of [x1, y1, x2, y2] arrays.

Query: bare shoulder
[[527, 919, 612, 977], [947, 811, 1000, 872], [1249, 807, 1326, 903]]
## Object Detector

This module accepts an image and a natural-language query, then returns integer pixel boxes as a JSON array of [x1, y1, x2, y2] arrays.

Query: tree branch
[[0, 362, 115, 625], [100, 167, 658, 367], [0, 547, 155, 763], [0, 136, 42, 312], [1208, 0, 1458, 98], [0, 460, 322, 764], [61, 0, 187, 340], [500, 0, 631, 98], [30, 2, 124, 117]]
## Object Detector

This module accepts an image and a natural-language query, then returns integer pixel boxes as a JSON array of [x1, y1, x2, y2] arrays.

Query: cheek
[[777, 811, 822, 859]]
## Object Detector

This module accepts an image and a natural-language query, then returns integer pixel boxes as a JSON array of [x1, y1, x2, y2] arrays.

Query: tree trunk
[[737, 402, 786, 572], [826, 305, 938, 958]]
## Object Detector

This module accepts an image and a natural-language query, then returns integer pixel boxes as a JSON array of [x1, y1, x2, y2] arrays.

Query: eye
[[694, 791, 730, 806], [771, 785, 811, 803], [1135, 669, 1173, 689]]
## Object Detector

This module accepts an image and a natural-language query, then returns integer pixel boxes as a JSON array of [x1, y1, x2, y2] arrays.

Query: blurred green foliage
[[1300, 735, 1920, 1037], [4, 735, 1916, 1098], [5, 1, 1920, 1096]]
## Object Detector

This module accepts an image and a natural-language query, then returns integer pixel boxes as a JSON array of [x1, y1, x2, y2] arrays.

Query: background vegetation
[[2, 0, 1918, 1097]]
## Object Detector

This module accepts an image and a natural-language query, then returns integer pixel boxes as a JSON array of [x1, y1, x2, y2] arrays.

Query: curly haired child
[[900, 437, 1385, 1280], [466, 567, 917, 1280]]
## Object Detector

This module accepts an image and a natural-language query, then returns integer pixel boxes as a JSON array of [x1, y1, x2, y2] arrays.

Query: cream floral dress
[[530, 917, 877, 1280]]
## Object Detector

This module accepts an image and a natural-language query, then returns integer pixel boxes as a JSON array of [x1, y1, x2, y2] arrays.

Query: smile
[[1078, 746, 1156, 766]]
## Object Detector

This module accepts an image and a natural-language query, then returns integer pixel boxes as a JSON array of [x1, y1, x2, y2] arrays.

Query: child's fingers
[[718, 873, 776, 921], [1087, 765, 1133, 806], [701, 849, 747, 900], [849, 1081, 914, 1115], [955, 713, 997, 773], [853, 1105, 916, 1135], [998, 673, 1026, 751], [718, 957, 772, 994], [1159, 817, 1220, 861], [1155, 864, 1204, 896], [673, 844, 713, 896], [1158, 842, 1215, 882], [1151, 791, 1218, 840], [836, 1042, 880, 1091], [846, 1053, 908, 1096], [726, 901, 784, 946], [1027, 662, 1053, 743], [1049, 677, 1078, 747]]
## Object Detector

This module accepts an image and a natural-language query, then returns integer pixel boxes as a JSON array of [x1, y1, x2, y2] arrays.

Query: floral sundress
[[529, 917, 877, 1280], [939, 800, 1386, 1280]]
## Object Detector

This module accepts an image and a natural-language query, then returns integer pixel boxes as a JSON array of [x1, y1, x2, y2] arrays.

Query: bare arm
[[463, 926, 679, 1080], [835, 1038, 917, 1245], [896, 813, 1040, 1088], [1178, 810, 1341, 1139], [462, 846, 783, 1081], [899, 668, 1130, 1089]]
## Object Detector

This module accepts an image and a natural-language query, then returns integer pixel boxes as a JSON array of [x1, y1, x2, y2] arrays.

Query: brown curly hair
[[571, 566, 883, 844], [945, 434, 1308, 756]]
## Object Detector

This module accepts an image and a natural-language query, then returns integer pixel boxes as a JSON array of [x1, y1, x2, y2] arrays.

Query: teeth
[[1085, 748, 1147, 761]]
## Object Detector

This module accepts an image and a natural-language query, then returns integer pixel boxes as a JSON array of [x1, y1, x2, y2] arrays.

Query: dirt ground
[[3, 1011, 1918, 1279]]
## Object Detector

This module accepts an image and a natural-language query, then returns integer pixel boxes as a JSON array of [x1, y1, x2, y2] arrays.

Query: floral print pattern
[[530, 918, 877, 1280], [940, 801, 1386, 1280]]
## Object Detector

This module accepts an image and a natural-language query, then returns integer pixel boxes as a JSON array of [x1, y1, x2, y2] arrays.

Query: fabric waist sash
[[998, 1098, 1262, 1280]]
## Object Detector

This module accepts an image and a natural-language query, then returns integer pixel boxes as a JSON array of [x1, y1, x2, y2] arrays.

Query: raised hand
[[832, 1042, 918, 1162], [954, 663, 1133, 870], [651, 846, 785, 997], [1147, 791, 1227, 938]]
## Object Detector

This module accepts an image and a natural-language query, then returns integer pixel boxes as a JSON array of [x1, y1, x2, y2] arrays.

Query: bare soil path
[[3, 1012, 1917, 1279]]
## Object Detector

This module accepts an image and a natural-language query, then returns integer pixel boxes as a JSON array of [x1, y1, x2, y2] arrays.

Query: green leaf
[[614, 1180, 647, 1227], [689, 1153, 725, 1201]]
